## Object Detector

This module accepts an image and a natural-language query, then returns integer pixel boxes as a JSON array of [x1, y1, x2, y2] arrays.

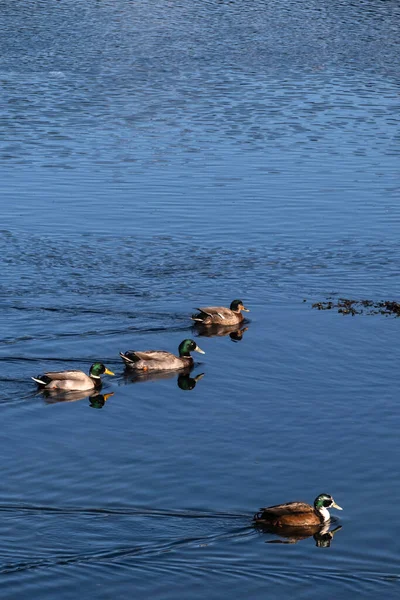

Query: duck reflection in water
[[123, 367, 205, 390], [193, 322, 249, 342], [89, 392, 115, 409], [255, 521, 342, 547], [43, 390, 114, 408], [177, 372, 204, 390]]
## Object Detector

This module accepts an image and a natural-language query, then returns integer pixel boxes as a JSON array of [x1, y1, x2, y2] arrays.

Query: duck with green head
[[192, 299, 250, 326], [253, 493, 343, 527], [119, 339, 205, 372], [32, 362, 115, 392]]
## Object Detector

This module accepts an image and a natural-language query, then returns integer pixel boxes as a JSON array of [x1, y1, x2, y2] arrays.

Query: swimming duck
[[191, 299, 249, 326], [32, 362, 115, 392], [253, 493, 342, 527], [119, 339, 205, 372]]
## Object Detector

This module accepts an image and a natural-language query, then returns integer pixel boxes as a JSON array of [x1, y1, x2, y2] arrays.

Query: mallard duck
[[191, 299, 249, 326], [253, 493, 342, 527], [32, 362, 115, 392], [119, 339, 205, 372]]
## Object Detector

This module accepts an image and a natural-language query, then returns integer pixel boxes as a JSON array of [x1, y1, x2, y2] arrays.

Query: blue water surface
[[1, 1, 400, 598]]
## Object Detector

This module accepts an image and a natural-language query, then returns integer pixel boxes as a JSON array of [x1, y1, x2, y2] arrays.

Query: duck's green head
[[314, 493, 343, 512], [89, 362, 115, 379], [230, 299, 250, 313], [178, 339, 205, 357]]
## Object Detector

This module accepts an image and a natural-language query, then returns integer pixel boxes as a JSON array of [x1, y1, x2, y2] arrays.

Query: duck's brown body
[[120, 350, 194, 372], [34, 370, 100, 392], [192, 300, 249, 326], [254, 501, 324, 527], [32, 363, 115, 393], [120, 339, 205, 372]]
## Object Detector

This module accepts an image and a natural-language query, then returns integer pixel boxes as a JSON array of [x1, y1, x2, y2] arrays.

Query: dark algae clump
[[311, 299, 400, 316]]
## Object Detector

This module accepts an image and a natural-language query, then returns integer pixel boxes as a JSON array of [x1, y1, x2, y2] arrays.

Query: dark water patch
[[1, 529, 254, 578], [2, 233, 400, 306], [1, 324, 190, 343], [0, 356, 113, 365], [0, 503, 247, 519]]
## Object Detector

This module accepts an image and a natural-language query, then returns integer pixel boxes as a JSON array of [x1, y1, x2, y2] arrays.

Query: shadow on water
[[122, 367, 205, 391], [42, 390, 115, 409], [254, 521, 343, 548], [192, 322, 249, 342]]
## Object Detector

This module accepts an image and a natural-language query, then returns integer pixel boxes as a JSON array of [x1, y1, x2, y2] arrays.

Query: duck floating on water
[[32, 362, 115, 392], [119, 339, 205, 372], [253, 493, 343, 527], [191, 299, 249, 326]]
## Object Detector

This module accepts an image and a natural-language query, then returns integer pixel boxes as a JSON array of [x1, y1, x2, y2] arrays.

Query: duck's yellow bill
[[105, 368, 115, 376], [332, 502, 343, 510], [195, 345, 205, 354], [103, 392, 115, 401], [242, 306, 250, 312]]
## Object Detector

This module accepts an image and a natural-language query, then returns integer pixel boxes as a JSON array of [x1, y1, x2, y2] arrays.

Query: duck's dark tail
[[31, 375, 51, 388], [119, 351, 138, 365], [191, 313, 203, 322], [253, 510, 265, 522], [192, 308, 210, 322]]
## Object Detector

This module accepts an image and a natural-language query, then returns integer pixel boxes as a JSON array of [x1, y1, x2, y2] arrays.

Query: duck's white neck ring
[[317, 505, 331, 523], [91, 374, 101, 379]]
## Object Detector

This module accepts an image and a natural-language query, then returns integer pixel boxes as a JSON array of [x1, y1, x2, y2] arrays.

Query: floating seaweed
[[310, 298, 400, 316]]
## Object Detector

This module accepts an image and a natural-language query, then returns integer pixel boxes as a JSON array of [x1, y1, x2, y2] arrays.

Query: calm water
[[1, 0, 400, 598]]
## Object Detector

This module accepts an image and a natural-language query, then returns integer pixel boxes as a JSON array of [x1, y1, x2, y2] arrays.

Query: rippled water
[[1, 1, 400, 598]]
